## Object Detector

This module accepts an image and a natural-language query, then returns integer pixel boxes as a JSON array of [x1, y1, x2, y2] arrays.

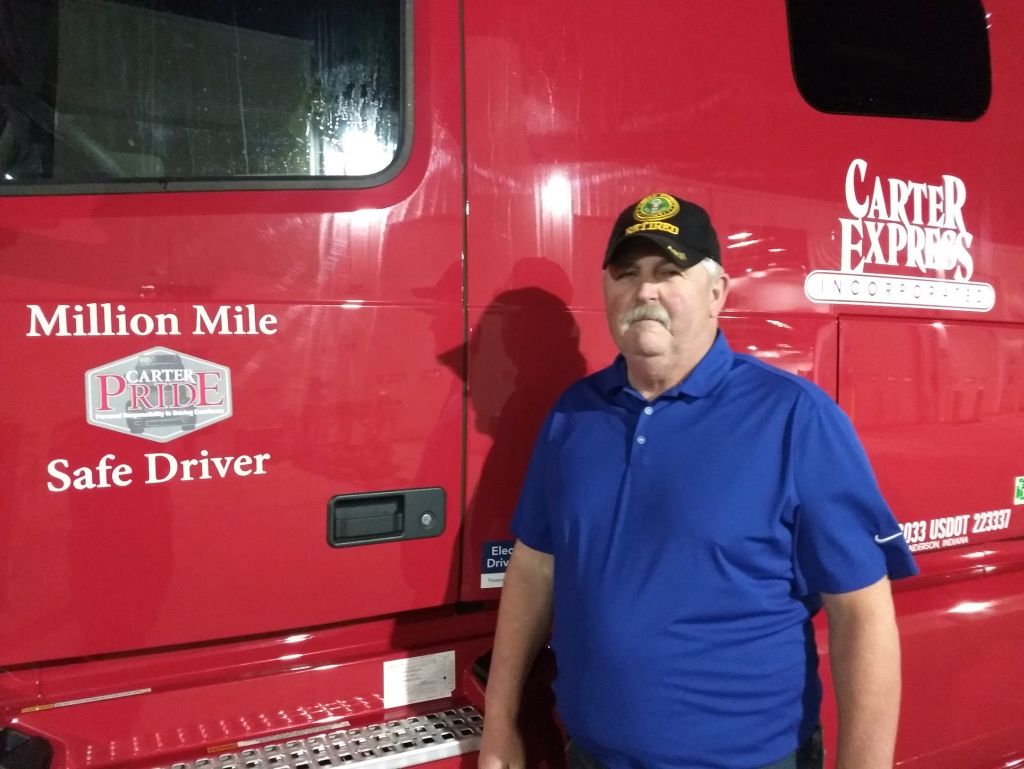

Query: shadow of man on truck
[[403, 258, 584, 767]]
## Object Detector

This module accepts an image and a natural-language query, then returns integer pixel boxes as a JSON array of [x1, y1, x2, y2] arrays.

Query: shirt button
[[643, 406, 654, 415], [636, 435, 647, 445]]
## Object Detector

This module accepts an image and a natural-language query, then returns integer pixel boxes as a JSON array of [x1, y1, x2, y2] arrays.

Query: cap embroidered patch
[[634, 193, 681, 222], [625, 221, 680, 236], [664, 245, 688, 262]]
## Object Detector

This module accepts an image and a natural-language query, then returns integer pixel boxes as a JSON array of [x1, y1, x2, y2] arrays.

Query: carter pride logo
[[85, 347, 232, 443], [804, 158, 996, 312]]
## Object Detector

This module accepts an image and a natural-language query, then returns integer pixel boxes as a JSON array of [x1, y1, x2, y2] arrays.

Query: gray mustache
[[622, 305, 670, 328]]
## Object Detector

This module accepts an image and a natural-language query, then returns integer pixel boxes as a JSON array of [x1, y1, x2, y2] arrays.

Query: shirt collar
[[596, 331, 734, 401]]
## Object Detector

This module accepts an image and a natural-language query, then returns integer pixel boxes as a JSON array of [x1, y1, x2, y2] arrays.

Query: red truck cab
[[1, 2, 1021, 768]]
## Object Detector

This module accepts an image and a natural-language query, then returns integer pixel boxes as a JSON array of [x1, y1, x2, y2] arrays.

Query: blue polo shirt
[[511, 332, 917, 769]]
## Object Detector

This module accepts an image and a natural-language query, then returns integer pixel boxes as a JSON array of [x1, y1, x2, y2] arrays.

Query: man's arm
[[478, 540, 555, 769], [821, 576, 902, 769]]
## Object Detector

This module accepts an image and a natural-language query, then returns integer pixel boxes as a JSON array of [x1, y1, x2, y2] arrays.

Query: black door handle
[[326, 487, 445, 548]]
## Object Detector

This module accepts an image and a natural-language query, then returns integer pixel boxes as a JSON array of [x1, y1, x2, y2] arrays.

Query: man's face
[[602, 243, 728, 363]]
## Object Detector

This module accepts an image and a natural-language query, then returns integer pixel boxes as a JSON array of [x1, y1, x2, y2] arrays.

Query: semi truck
[[1, 2, 1021, 768]]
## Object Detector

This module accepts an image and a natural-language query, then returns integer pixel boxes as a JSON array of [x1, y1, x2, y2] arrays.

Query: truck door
[[0, 0, 466, 665]]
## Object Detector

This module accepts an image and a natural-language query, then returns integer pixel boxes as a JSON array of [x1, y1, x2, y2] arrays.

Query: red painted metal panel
[[837, 317, 1024, 765], [5, 613, 490, 718], [818, 543, 1024, 768], [840, 318, 1024, 552], [462, 1, 1023, 321], [0, 2, 465, 664]]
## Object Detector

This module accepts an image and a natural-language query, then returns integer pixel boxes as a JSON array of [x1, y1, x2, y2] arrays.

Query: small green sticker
[[1015, 476, 1024, 505]]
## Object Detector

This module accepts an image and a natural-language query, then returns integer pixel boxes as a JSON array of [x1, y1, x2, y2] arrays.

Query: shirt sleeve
[[791, 395, 918, 596], [509, 409, 556, 554]]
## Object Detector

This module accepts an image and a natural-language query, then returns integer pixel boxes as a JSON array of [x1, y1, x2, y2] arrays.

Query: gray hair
[[699, 258, 725, 284]]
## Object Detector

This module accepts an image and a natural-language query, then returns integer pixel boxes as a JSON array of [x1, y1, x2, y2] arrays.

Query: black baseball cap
[[603, 193, 721, 269]]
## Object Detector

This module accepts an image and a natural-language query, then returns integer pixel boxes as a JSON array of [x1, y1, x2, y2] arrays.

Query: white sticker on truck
[[382, 651, 456, 710]]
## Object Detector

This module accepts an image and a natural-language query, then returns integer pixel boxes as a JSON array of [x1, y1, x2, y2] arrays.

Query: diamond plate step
[[166, 707, 483, 769]]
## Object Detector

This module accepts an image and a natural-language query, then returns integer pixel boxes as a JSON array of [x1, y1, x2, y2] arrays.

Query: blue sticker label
[[481, 540, 515, 589]]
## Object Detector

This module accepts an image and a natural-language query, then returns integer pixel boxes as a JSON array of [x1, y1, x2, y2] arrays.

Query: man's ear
[[709, 273, 730, 318]]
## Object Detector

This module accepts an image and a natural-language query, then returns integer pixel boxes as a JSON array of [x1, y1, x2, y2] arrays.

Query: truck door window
[[787, 0, 991, 121], [0, 0, 405, 191]]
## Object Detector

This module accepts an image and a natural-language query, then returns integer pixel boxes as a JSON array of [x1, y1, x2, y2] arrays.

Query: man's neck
[[625, 334, 716, 401]]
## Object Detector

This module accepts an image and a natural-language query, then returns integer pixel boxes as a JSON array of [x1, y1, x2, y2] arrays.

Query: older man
[[478, 194, 918, 769]]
